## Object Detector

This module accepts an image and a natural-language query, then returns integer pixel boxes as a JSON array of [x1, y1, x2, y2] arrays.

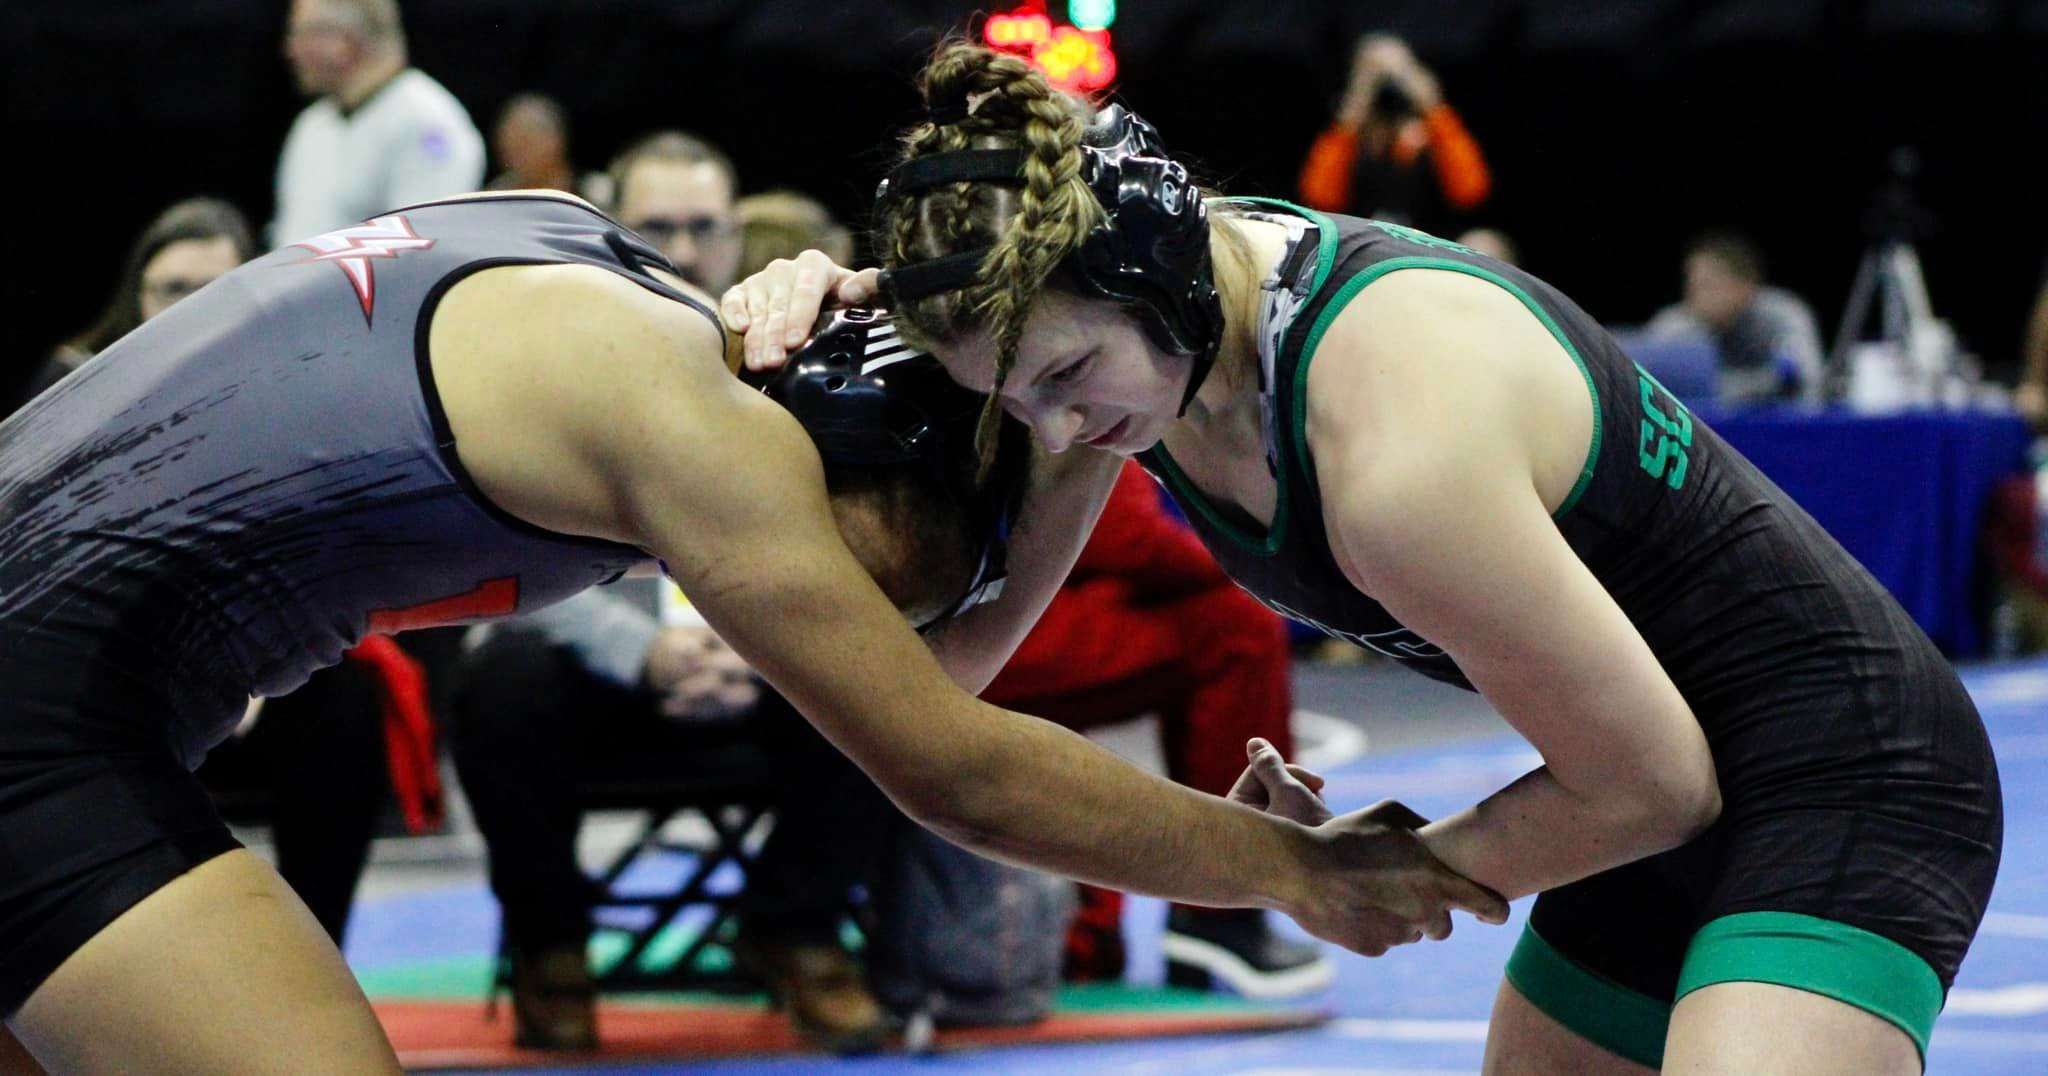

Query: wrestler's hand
[[1230, 742, 1444, 831], [721, 249, 883, 372], [1289, 803, 1510, 955], [1227, 737, 1334, 826]]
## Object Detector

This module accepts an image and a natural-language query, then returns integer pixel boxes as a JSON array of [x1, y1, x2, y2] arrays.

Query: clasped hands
[[1229, 737, 1508, 957]]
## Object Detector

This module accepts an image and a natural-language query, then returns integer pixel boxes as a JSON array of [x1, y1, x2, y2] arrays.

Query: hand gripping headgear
[[746, 308, 1028, 627], [874, 103, 1225, 415]]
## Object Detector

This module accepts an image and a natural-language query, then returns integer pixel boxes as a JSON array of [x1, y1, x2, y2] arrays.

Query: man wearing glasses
[[607, 131, 744, 294]]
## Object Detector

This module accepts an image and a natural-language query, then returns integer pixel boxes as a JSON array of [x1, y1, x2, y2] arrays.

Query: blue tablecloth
[[1703, 407, 2032, 657]]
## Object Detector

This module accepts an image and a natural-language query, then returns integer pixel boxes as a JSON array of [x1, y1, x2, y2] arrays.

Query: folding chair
[[488, 734, 786, 997]]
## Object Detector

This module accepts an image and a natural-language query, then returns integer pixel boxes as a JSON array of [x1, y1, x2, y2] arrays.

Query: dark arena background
[[6, 1, 2047, 402]]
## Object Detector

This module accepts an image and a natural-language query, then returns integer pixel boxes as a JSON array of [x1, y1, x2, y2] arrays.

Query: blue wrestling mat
[[345, 658, 2048, 1074]]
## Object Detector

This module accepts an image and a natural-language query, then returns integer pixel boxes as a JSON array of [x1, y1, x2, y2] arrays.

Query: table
[[1704, 407, 2032, 657]]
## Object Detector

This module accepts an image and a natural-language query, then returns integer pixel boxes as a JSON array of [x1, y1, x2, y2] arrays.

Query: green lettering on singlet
[[1368, 220, 1478, 255], [1635, 370, 1694, 490]]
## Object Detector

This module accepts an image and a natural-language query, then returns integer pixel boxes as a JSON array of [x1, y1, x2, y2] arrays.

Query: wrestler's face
[[139, 237, 242, 322], [937, 290, 1186, 457]]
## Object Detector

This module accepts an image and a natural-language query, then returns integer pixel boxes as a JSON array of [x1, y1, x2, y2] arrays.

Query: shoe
[[734, 935, 890, 1054], [1062, 884, 1128, 982], [1162, 907, 1335, 999], [509, 943, 597, 1051]]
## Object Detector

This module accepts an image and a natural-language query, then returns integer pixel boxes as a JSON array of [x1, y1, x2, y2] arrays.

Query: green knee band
[[1504, 923, 1672, 1068], [1677, 911, 1944, 1062]]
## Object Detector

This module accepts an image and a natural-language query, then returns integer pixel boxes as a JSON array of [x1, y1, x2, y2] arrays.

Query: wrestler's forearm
[[1417, 765, 1719, 901], [926, 446, 1120, 692], [677, 530, 1320, 916], [626, 405, 1275, 906], [900, 693, 1321, 913]]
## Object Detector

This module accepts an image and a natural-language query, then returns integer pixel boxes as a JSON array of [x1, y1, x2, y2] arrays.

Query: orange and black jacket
[[1297, 103, 1492, 233]]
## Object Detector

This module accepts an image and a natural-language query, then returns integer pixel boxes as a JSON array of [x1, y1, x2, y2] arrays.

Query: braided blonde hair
[[877, 41, 1107, 468]]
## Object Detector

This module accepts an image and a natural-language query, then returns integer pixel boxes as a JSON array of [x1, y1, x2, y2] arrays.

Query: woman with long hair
[[24, 197, 256, 406]]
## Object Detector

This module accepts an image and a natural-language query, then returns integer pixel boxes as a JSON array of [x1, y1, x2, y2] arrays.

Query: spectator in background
[[1456, 226, 1519, 267], [21, 198, 255, 408], [1298, 34, 1492, 235], [980, 464, 1332, 998], [608, 131, 742, 293], [736, 190, 856, 280], [449, 582, 895, 1052], [2015, 266, 2048, 430], [1648, 231, 1825, 405], [1986, 267, 2048, 655], [272, 0, 484, 245], [487, 93, 606, 203]]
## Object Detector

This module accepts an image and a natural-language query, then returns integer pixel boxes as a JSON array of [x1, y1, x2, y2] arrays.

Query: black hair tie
[[927, 99, 972, 126]]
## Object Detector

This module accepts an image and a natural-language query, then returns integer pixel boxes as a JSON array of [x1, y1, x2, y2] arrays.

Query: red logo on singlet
[[367, 576, 520, 635], [292, 214, 435, 325]]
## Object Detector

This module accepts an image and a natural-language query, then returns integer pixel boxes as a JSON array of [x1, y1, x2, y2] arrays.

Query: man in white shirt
[[271, 0, 485, 247]]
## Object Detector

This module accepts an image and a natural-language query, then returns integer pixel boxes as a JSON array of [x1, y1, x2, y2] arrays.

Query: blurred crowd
[[13, 0, 2047, 1059]]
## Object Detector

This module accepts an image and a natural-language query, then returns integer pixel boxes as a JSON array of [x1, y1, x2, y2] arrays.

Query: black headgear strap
[[882, 251, 987, 303], [876, 151, 1026, 201], [874, 107, 1222, 415], [873, 152, 1028, 302], [926, 99, 973, 126]]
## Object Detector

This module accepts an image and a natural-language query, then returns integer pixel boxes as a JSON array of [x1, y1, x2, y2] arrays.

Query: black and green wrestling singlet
[[1141, 203, 2000, 1066], [1142, 203, 1878, 706]]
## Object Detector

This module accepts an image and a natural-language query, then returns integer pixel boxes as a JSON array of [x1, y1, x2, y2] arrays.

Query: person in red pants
[[981, 462, 1334, 998]]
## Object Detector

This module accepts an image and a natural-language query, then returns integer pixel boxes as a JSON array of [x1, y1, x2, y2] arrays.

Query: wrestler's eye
[[1049, 352, 1095, 385]]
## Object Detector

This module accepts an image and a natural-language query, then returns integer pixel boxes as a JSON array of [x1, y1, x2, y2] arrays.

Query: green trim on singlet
[[1140, 199, 1340, 557], [1155, 448, 1277, 557], [1146, 447, 1287, 556], [1506, 923, 1672, 1068], [1290, 256, 1604, 522], [1677, 911, 1944, 1062], [1506, 913, 1944, 1069]]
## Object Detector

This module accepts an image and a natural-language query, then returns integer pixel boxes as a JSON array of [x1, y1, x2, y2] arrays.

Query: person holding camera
[[1298, 34, 1493, 234]]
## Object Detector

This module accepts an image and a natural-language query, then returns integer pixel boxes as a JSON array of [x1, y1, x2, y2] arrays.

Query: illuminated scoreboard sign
[[982, 2, 1119, 93]]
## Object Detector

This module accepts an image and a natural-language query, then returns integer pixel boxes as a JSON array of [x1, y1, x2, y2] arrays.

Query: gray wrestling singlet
[[0, 194, 711, 764]]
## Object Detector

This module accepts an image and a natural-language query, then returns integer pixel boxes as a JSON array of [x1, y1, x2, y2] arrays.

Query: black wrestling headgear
[[747, 308, 1027, 627], [874, 103, 1225, 415]]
